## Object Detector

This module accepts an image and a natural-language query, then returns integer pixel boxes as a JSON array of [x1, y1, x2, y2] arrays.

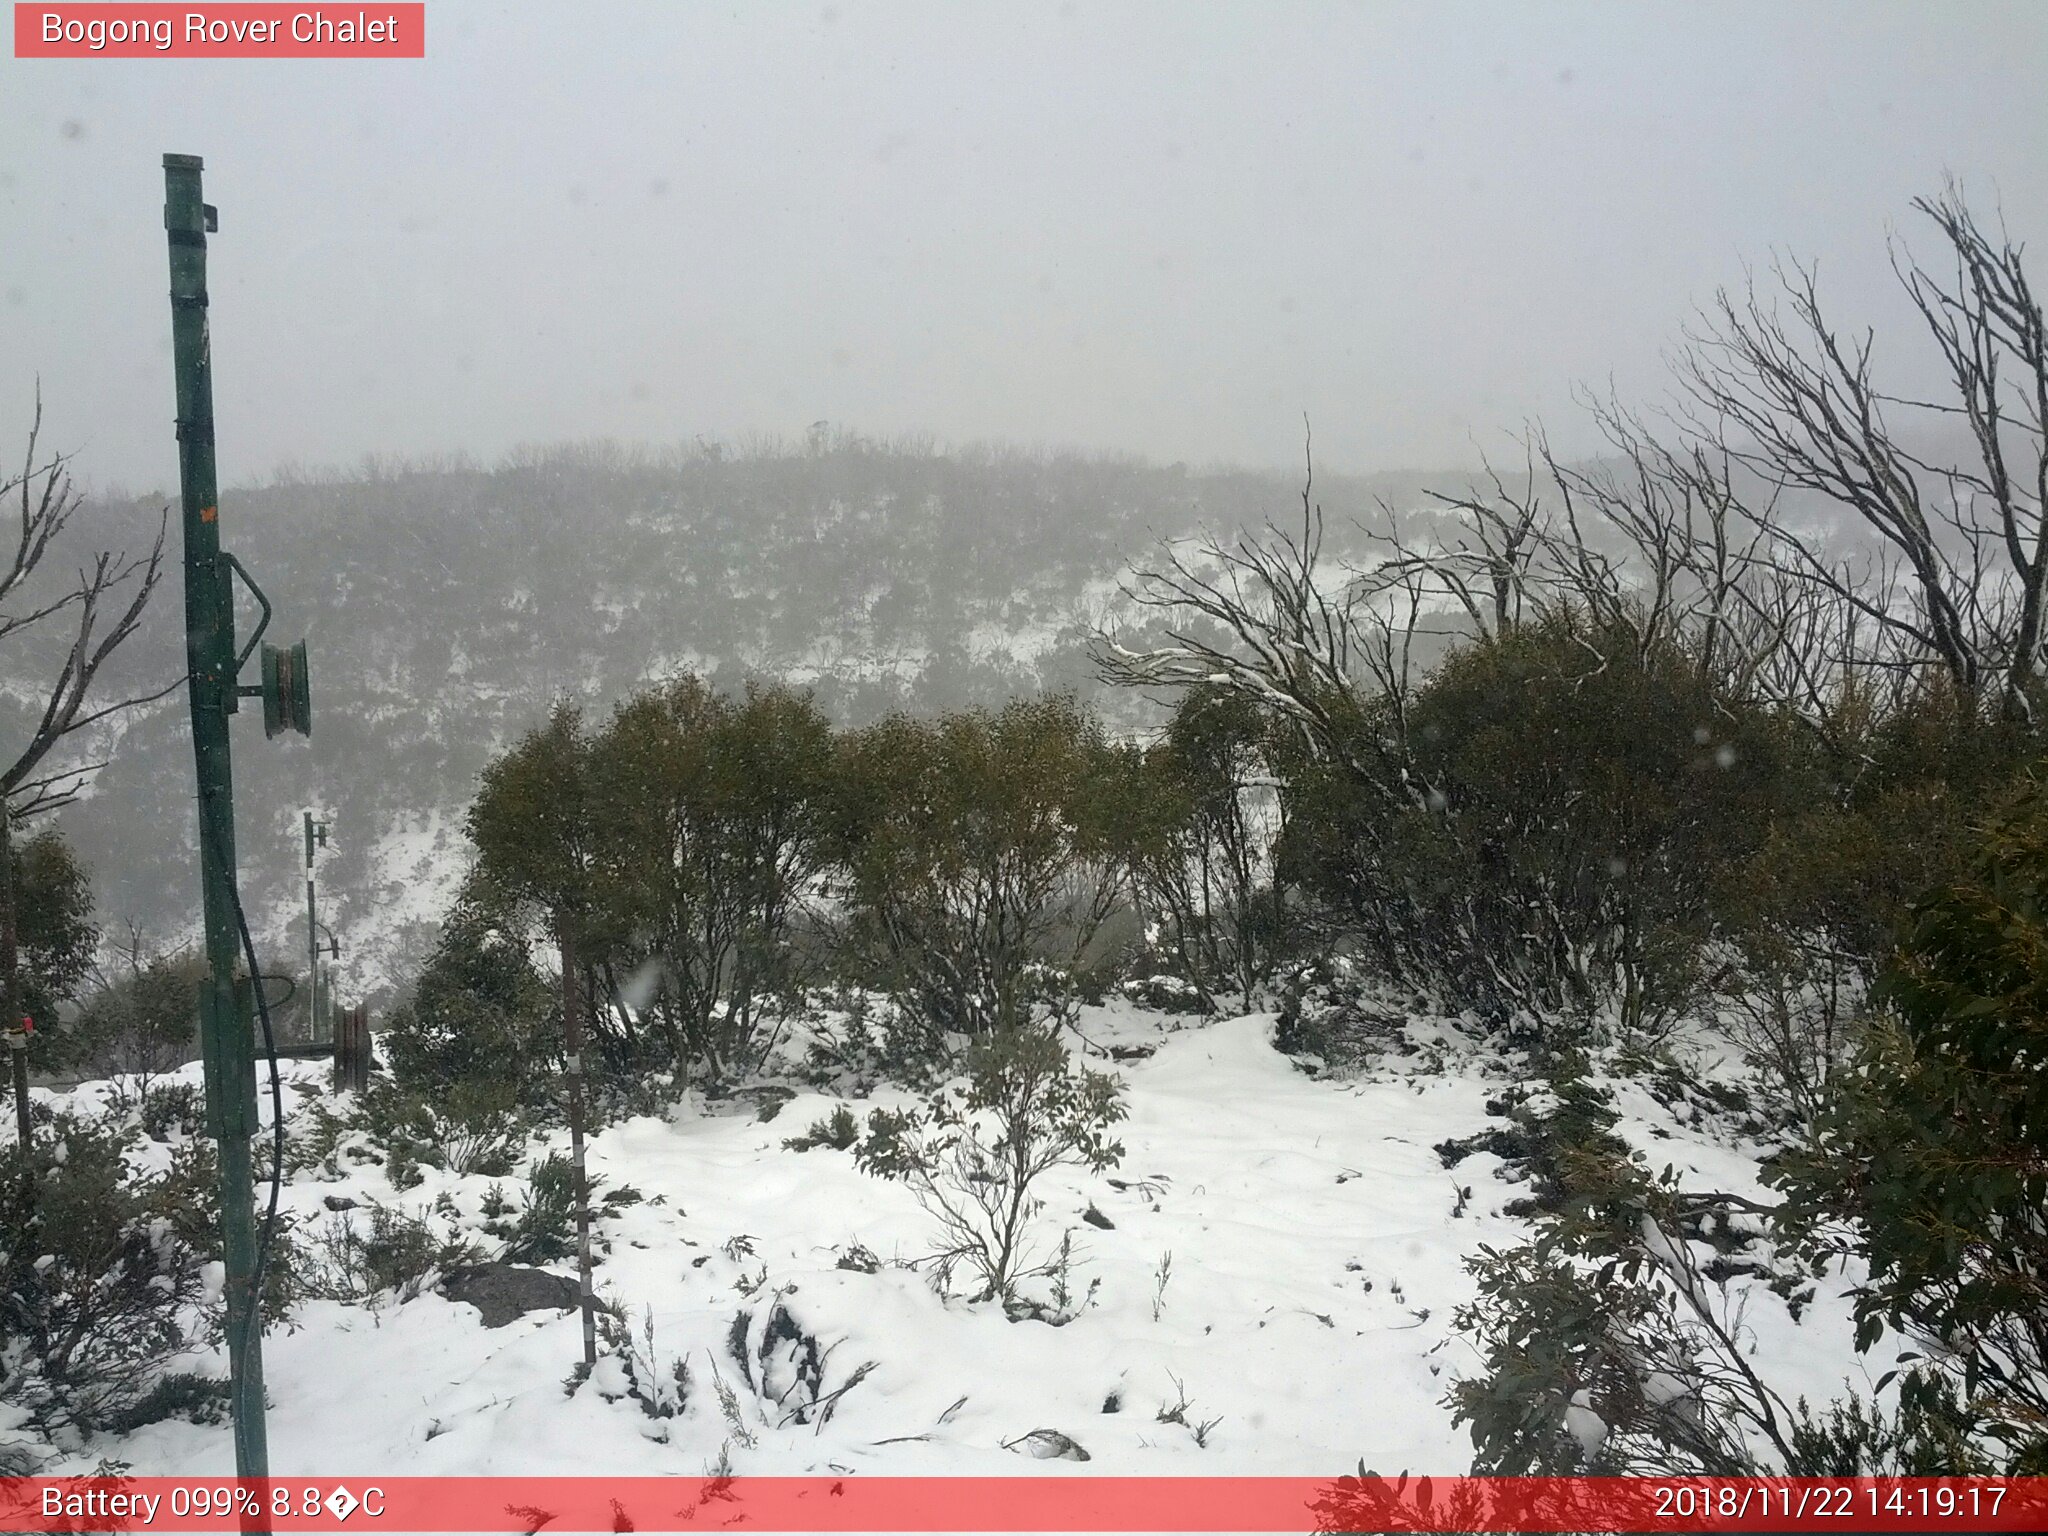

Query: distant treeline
[[32, 436, 1440, 975]]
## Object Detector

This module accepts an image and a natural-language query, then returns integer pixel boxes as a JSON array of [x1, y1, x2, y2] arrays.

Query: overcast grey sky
[[3, 1, 2045, 492]]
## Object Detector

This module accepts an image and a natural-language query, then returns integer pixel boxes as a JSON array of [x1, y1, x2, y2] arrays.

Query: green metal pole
[[164, 152, 269, 1481], [304, 812, 319, 1043]]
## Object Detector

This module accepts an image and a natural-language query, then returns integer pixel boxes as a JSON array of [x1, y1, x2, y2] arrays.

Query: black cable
[[197, 812, 286, 1364], [254, 975, 299, 1008], [228, 878, 286, 1361]]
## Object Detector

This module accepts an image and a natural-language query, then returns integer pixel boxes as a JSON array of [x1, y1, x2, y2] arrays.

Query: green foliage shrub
[[1711, 693, 2042, 1128], [347, 1078, 524, 1188], [7, 829, 97, 1040], [833, 696, 1131, 1053], [137, 1080, 203, 1142], [296, 1203, 480, 1304], [1449, 1053, 1831, 1475], [36, 937, 201, 1092], [1771, 780, 2048, 1472], [589, 678, 837, 1085], [381, 906, 554, 1098], [1280, 617, 1815, 1038], [1272, 958, 1418, 1073], [852, 1023, 1125, 1302], [0, 1114, 214, 1466], [1118, 686, 1286, 1007], [802, 988, 949, 1088], [493, 1151, 589, 1264], [783, 1104, 859, 1153]]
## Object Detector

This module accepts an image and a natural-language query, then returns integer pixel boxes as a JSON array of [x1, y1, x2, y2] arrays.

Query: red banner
[[13, 5, 424, 58], [3, 1476, 2046, 1532]]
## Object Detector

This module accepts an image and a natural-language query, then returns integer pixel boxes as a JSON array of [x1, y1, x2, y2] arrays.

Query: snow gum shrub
[[382, 903, 556, 1105], [852, 1022, 1125, 1304], [1280, 617, 1810, 1040], [1118, 685, 1287, 1009], [0, 1114, 221, 1469], [1449, 1051, 1963, 1476], [1716, 689, 2040, 1132], [466, 704, 638, 1088], [52, 954, 206, 1085], [297, 1202, 480, 1304], [1448, 1060, 1809, 1475], [345, 1076, 524, 1188], [587, 678, 837, 1087], [1769, 782, 2048, 1473], [5, 829, 97, 1060], [831, 696, 1134, 1059]]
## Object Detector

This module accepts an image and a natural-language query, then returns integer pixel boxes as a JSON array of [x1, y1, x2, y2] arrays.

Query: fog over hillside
[[20, 438, 1445, 1000]]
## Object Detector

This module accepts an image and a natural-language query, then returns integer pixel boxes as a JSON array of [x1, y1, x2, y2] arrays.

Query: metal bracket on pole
[[225, 553, 272, 671]]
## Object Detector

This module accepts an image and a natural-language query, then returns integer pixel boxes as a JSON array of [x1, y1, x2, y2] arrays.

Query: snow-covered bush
[[1272, 959, 1417, 1074], [724, 1290, 875, 1429], [137, 1081, 204, 1143], [801, 988, 947, 1089], [1454, 1207, 1795, 1474], [852, 1023, 1125, 1303], [296, 1203, 479, 1304], [1453, 1187, 1987, 1477], [492, 1152, 584, 1264], [781, 1104, 858, 1153], [1445, 1046, 1989, 1476], [1118, 973, 1210, 1016], [0, 1114, 215, 1469], [344, 1078, 524, 1189], [593, 1302, 691, 1424], [1448, 1045, 1774, 1472]]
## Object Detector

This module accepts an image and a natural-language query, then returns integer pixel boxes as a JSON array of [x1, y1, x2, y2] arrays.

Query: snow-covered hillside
[[28, 1005, 1868, 1478]]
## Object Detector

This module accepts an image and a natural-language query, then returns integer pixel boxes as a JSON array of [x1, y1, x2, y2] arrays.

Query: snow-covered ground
[[32, 1005, 1869, 1478]]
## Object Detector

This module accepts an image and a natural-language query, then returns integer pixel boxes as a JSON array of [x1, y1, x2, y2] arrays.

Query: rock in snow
[[1005, 1428, 1091, 1461], [439, 1264, 582, 1328]]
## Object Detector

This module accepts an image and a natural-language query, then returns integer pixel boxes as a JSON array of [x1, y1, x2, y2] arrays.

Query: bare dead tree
[[1366, 403, 1779, 691], [1, 395, 174, 819], [1094, 440, 1447, 809], [1399, 438, 1551, 640], [1680, 182, 2048, 721], [1396, 391, 1941, 763], [1895, 187, 2048, 709], [1, 395, 174, 1127]]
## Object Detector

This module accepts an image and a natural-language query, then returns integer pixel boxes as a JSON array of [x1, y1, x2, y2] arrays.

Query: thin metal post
[[3, 807, 30, 1151], [164, 152, 268, 1482], [7, 1035, 27, 1146], [304, 812, 319, 1043], [560, 921, 596, 1368]]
